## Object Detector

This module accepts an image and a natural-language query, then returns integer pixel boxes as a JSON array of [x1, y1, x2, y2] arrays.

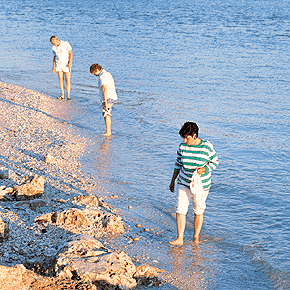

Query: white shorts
[[56, 63, 70, 73], [176, 184, 209, 215]]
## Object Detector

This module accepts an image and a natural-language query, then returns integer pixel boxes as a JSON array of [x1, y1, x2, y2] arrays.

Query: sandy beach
[[2, 1, 290, 288], [0, 81, 163, 289]]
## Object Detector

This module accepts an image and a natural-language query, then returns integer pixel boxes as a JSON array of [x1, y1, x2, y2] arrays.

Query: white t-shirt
[[52, 40, 72, 66], [99, 69, 118, 103]]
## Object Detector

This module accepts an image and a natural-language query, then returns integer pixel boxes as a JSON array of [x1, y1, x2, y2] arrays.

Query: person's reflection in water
[[168, 243, 209, 289], [95, 137, 112, 179]]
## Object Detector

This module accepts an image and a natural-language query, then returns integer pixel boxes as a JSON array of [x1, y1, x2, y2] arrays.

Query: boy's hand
[[52, 68, 56, 74]]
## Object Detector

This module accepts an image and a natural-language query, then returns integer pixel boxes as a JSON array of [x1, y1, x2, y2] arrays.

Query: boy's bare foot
[[67, 97, 71, 101], [193, 236, 201, 244], [168, 238, 183, 246], [57, 96, 64, 99], [103, 132, 111, 137]]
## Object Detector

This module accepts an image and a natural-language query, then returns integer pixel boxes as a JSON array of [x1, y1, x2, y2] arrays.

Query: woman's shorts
[[176, 184, 209, 215], [56, 63, 70, 73]]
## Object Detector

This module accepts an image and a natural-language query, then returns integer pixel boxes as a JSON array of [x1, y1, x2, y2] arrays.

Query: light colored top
[[174, 139, 219, 190], [52, 40, 72, 66], [99, 69, 118, 103]]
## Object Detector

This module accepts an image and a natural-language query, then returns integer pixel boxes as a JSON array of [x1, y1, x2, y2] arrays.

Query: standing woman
[[169, 122, 219, 245], [50, 36, 73, 100]]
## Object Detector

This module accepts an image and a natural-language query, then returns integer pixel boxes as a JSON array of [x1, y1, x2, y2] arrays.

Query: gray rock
[[29, 199, 47, 211], [45, 153, 55, 164], [35, 209, 91, 227], [73, 195, 99, 207], [134, 264, 165, 287], [102, 214, 125, 234], [56, 209, 90, 227], [0, 186, 14, 201], [35, 212, 56, 224], [0, 217, 9, 242], [80, 251, 137, 289], [55, 239, 137, 290], [0, 169, 10, 179], [15, 175, 44, 200], [0, 264, 33, 290]]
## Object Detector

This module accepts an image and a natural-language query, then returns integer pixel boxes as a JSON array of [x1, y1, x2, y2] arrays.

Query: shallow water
[[1, 0, 290, 289]]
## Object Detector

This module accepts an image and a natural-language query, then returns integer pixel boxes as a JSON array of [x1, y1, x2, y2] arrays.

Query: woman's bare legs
[[168, 213, 204, 245], [193, 213, 203, 244], [168, 213, 186, 246], [57, 71, 65, 99], [64, 71, 71, 100]]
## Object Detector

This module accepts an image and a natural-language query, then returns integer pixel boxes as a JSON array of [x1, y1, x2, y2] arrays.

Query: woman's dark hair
[[179, 122, 199, 138]]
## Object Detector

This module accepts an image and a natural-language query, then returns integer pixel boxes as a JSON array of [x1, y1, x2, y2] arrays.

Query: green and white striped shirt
[[175, 139, 219, 190]]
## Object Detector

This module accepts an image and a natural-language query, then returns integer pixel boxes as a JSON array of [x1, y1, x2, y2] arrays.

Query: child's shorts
[[102, 99, 117, 117], [176, 184, 209, 215], [102, 107, 112, 117], [104, 98, 117, 105]]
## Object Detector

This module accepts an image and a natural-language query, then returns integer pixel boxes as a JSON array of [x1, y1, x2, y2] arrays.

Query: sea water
[[1, 0, 289, 289]]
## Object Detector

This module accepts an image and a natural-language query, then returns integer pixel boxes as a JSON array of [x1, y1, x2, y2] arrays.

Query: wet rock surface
[[0, 81, 164, 289]]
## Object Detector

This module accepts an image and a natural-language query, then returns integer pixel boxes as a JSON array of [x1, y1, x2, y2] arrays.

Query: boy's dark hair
[[179, 122, 199, 138], [50, 36, 57, 42], [90, 63, 103, 73]]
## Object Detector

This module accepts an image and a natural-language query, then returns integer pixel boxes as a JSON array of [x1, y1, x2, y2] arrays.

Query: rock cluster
[[35, 206, 125, 235], [56, 237, 137, 288], [0, 81, 164, 289]]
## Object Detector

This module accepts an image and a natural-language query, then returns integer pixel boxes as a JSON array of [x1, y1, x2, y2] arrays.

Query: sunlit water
[[1, 0, 289, 289]]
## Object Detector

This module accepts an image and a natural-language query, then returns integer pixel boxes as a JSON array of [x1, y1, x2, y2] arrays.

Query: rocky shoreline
[[0, 81, 163, 289]]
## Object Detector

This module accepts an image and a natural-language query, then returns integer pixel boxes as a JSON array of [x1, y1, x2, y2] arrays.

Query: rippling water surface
[[1, 0, 290, 289]]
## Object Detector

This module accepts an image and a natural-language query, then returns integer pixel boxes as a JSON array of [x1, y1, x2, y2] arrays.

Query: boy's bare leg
[[103, 103, 113, 136], [104, 115, 112, 136], [168, 213, 186, 246], [64, 71, 71, 100], [193, 213, 203, 244]]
